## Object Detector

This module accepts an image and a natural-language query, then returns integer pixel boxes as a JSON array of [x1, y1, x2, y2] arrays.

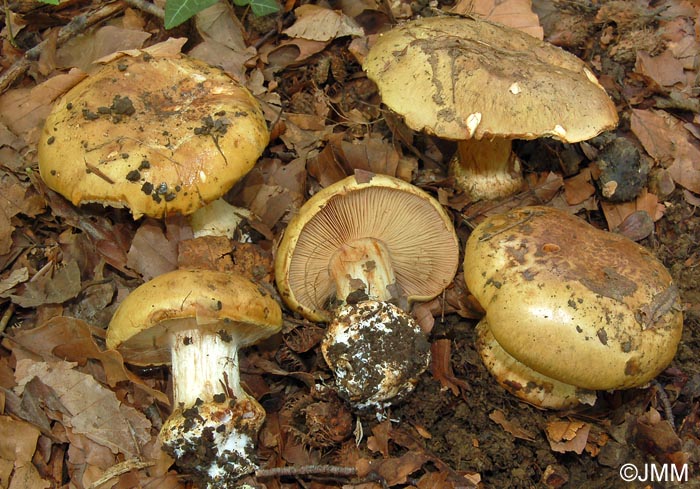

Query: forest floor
[[0, 0, 699, 488]]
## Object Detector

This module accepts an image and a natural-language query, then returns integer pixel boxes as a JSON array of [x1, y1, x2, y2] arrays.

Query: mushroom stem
[[329, 237, 398, 303], [451, 138, 524, 201], [170, 327, 243, 408]]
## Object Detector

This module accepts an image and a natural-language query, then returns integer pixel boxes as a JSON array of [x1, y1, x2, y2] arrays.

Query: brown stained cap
[[275, 172, 459, 322], [363, 16, 618, 143], [464, 206, 683, 391], [38, 54, 269, 219], [106, 269, 282, 366]]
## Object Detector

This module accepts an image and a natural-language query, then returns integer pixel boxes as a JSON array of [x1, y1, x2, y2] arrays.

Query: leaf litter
[[0, 0, 698, 487]]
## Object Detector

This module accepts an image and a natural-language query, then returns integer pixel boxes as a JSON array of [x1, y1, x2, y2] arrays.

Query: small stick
[[652, 379, 676, 430], [0, 1, 126, 94], [0, 303, 15, 334], [123, 0, 164, 19], [256, 465, 358, 479]]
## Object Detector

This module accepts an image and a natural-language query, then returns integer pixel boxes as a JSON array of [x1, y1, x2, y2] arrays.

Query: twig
[[256, 464, 358, 479], [86, 459, 155, 489], [123, 0, 164, 19], [0, 302, 15, 334], [652, 379, 676, 430], [0, 1, 126, 94]]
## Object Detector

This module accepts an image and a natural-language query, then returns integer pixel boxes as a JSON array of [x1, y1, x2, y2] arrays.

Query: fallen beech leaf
[[14, 360, 151, 457], [127, 219, 178, 281], [635, 407, 689, 467], [0, 416, 44, 483], [563, 167, 596, 205], [356, 451, 429, 486], [634, 50, 686, 87], [0, 69, 87, 139], [545, 420, 591, 454], [600, 188, 664, 231], [451, 0, 544, 39], [283, 5, 364, 41], [631, 109, 700, 194], [8, 260, 81, 308], [489, 410, 536, 441], [0, 267, 28, 295], [56, 25, 151, 71], [367, 420, 391, 458], [10, 316, 169, 405]]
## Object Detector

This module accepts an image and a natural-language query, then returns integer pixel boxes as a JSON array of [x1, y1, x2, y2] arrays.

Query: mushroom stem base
[[451, 138, 524, 201], [329, 237, 398, 304]]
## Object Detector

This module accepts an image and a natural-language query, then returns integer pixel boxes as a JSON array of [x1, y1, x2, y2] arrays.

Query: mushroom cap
[[475, 320, 596, 409], [321, 300, 431, 410], [464, 206, 682, 391], [363, 16, 618, 142], [275, 172, 460, 322], [38, 53, 269, 219], [106, 269, 282, 366]]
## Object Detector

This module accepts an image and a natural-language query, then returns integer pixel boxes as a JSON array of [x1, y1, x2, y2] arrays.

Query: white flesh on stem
[[329, 237, 397, 303], [170, 326, 243, 408]]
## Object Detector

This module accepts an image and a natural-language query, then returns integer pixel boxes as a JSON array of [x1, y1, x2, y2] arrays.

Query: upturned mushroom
[[363, 16, 619, 201], [38, 53, 268, 219], [464, 206, 683, 409], [275, 171, 459, 409], [106, 269, 282, 486]]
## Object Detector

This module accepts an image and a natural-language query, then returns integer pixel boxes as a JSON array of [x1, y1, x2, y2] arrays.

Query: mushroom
[[363, 16, 619, 201], [38, 53, 269, 219], [106, 269, 282, 485], [275, 171, 459, 408], [464, 206, 683, 409]]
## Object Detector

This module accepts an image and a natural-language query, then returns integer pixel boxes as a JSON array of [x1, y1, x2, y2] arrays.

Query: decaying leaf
[[7, 260, 81, 308], [631, 109, 700, 194], [545, 419, 591, 454], [489, 409, 536, 441], [14, 360, 152, 457], [451, 0, 544, 39], [283, 5, 364, 42], [0, 415, 49, 488]]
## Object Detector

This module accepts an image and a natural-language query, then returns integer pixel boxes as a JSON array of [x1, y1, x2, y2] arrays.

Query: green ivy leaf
[[232, 0, 280, 17], [164, 0, 219, 29], [37, 0, 60, 4]]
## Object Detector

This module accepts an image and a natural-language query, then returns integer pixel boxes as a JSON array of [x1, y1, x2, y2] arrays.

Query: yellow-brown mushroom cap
[[363, 16, 618, 142], [275, 172, 460, 322], [38, 54, 269, 219], [106, 269, 282, 366], [464, 206, 682, 391]]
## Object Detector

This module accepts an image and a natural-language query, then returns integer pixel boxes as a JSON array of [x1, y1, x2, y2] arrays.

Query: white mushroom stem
[[329, 237, 397, 303], [451, 138, 524, 201], [170, 326, 244, 408]]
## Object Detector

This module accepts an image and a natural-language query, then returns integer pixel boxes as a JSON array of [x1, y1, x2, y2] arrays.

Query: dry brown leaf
[[631, 109, 700, 194], [489, 410, 536, 441], [451, 0, 544, 39], [126, 219, 179, 281], [6, 260, 81, 308], [194, 1, 246, 52], [600, 188, 664, 231], [356, 451, 430, 486], [283, 5, 364, 41], [14, 360, 151, 457], [10, 316, 169, 405], [545, 420, 591, 454], [367, 420, 392, 458], [337, 134, 401, 177], [0, 68, 86, 141], [563, 167, 596, 205], [0, 415, 49, 488], [55, 25, 151, 71], [262, 38, 328, 73], [188, 40, 256, 83], [634, 50, 686, 87]]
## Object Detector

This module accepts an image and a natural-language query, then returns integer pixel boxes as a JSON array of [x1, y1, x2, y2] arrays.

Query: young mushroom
[[275, 171, 459, 410], [38, 53, 268, 219], [106, 269, 282, 486], [363, 16, 619, 201], [464, 206, 683, 409]]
